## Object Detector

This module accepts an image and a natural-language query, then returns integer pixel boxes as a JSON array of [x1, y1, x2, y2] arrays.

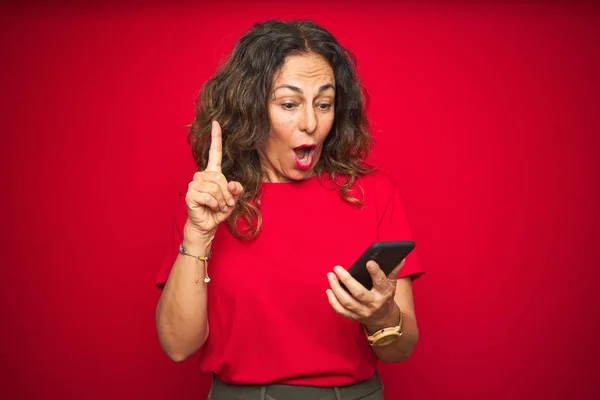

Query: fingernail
[[327, 273, 335, 280], [221, 205, 229, 212], [334, 266, 344, 274], [227, 198, 235, 207]]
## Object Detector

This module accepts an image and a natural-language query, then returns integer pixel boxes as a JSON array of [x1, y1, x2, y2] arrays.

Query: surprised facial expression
[[259, 52, 336, 182]]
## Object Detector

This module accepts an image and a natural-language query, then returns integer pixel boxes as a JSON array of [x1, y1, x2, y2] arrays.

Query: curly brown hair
[[188, 20, 374, 240]]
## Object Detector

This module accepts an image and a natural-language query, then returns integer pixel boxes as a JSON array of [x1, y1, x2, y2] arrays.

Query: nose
[[299, 106, 317, 135]]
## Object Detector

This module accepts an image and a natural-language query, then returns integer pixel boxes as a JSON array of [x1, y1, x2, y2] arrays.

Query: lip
[[295, 144, 317, 150], [293, 144, 317, 171]]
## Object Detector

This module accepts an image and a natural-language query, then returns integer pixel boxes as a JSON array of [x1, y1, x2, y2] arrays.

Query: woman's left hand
[[326, 260, 405, 327]]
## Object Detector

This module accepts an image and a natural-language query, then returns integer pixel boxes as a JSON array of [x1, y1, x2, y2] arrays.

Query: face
[[258, 52, 335, 182]]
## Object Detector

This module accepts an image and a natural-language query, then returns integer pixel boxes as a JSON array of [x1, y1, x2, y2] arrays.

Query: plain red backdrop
[[1, 1, 599, 399]]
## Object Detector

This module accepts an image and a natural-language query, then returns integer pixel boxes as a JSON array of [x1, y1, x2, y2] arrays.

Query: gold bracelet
[[179, 242, 211, 283]]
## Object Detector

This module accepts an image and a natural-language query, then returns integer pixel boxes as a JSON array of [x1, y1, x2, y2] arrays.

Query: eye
[[317, 103, 333, 111], [282, 103, 297, 111]]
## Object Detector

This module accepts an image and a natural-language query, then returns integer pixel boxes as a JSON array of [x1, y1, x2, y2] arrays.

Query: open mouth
[[292, 145, 316, 170], [293, 146, 313, 161]]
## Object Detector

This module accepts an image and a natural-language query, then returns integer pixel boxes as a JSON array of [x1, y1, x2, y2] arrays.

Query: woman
[[155, 19, 424, 400]]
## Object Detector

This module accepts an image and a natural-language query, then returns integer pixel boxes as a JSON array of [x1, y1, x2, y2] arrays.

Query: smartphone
[[340, 241, 415, 292]]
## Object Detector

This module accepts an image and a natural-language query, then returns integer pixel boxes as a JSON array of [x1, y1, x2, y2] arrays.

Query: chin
[[284, 168, 315, 182]]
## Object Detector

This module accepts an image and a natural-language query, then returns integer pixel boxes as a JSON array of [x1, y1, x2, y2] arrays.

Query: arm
[[155, 227, 212, 362], [363, 277, 419, 362], [156, 121, 243, 362]]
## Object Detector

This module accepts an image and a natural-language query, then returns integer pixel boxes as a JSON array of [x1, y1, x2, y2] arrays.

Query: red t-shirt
[[156, 169, 424, 386]]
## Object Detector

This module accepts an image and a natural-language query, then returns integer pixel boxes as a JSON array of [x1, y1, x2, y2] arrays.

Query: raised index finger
[[206, 120, 222, 172]]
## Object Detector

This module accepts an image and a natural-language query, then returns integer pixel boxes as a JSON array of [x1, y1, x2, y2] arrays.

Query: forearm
[[155, 230, 212, 362], [365, 303, 419, 363]]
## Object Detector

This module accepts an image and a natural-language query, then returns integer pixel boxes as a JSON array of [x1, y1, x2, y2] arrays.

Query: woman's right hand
[[185, 121, 244, 239]]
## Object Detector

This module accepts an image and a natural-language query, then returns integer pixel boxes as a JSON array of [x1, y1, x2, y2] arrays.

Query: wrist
[[365, 303, 401, 334], [183, 222, 214, 254]]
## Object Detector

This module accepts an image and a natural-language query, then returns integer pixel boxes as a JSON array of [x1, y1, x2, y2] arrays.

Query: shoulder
[[319, 167, 397, 200], [356, 167, 399, 199]]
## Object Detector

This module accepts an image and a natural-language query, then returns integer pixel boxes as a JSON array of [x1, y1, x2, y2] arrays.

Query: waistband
[[208, 372, 384, 400]]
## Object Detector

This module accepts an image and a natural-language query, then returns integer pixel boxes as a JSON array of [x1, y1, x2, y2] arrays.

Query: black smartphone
[[340, 241, 416, 292]]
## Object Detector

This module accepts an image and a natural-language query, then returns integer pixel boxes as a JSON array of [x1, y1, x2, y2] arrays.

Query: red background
[[1, 1, 599, 399]]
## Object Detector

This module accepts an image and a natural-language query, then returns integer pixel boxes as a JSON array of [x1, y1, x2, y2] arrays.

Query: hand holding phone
[[340, 241, 415, 292]]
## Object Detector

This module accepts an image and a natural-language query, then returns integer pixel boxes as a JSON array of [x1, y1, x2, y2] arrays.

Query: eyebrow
[[273, 83, 335, 94]]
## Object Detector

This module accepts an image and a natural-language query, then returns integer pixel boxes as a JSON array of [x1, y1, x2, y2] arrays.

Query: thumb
[[366, 260, 387, 290], [228, 181, 244, 197], [366, 260, 379, 273]]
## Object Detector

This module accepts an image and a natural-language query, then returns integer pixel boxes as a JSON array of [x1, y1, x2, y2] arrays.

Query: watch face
[[375, 334, 399, 346]]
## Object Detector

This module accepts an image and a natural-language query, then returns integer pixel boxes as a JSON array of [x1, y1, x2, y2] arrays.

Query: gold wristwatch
[[363, 311, 403, 347]]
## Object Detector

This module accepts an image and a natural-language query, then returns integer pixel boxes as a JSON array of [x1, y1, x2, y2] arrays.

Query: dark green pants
[[208, 373, 384, 400]]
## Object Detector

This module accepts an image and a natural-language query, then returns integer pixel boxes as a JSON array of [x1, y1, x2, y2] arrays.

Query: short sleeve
[[377, 177, 425, 280], [155, 192, 187, 289]]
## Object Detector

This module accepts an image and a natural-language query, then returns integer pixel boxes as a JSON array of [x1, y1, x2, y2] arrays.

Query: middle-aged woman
[[155, 19, 424, 400]]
